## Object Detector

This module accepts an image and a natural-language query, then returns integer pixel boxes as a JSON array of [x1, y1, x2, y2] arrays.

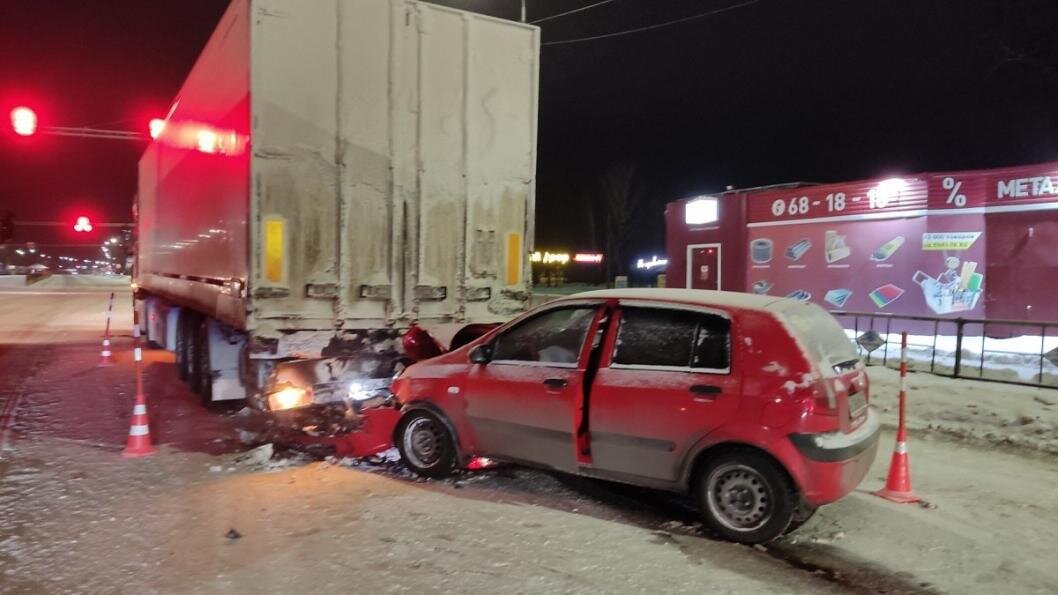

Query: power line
[[530, 0, 620, 25], [542, 0, 761, 46]]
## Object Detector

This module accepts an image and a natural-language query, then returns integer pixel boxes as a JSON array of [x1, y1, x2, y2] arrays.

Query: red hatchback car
[[391, 289, 879, 543]]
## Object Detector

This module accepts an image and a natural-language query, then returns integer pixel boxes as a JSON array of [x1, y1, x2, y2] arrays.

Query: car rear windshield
[[773, 301, 858, 376]]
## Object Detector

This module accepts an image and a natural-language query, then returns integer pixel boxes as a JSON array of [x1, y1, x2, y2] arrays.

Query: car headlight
[[268, 386, 313, 411]]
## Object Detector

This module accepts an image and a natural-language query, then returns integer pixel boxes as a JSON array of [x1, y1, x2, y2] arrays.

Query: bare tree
[[597, 161, 644, 283]]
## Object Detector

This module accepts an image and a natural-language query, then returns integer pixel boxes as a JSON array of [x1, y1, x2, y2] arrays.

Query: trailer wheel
[[396, 411, 457, 479], [196, 318, 213, 407], [186, 314, 203, 394], [175, 310, 191, 382]]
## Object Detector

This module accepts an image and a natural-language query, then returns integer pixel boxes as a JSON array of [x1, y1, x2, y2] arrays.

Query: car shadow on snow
[[342, 458, 940, 595]]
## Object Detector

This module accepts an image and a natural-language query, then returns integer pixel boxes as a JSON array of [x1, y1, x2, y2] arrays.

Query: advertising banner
[[745, 178, 989, 317]]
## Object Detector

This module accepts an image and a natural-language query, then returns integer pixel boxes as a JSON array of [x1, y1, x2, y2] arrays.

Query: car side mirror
[[469, 344, 493, 364]]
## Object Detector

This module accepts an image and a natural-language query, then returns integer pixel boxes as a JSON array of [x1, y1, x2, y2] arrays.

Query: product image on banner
[[785, 239, 812, 261], [750, 239, 773, 264], [871, 236, 905, 262], [785, 289, 812, 302], [824, 288, 853, 308], [869, 284, 905, 309], [824, 231, 851, 263], [752, 280, 773, 294], [912, 259, 984, 314]]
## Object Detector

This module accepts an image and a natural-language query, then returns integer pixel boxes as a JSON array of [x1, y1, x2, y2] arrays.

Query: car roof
[[550, 288, 788, 312]]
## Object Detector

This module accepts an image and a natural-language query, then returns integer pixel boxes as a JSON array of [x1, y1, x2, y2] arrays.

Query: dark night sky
[[2, 0, 1057, 260]]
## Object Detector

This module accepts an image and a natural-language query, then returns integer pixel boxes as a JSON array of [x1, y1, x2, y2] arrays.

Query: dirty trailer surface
[[2, 285, 1057, 593]]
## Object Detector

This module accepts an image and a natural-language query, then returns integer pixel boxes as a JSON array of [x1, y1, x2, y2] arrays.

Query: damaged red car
[[391, 289, 879, 544]]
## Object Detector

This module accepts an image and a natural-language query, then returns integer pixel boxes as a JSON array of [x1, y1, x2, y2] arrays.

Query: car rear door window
[[613, 306, 731, 371], [492, 306, 596, 365]]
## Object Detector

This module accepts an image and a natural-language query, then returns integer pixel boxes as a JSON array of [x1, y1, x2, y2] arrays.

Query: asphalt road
[[1, 281, 1056, 593]]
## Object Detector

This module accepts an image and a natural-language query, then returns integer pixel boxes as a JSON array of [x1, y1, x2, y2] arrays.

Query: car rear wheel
[[696, 450, 796, 544], [396, 411, 457, 479]]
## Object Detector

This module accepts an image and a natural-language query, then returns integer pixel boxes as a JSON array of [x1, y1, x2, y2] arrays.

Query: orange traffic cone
[[122, 337, 155, 458], [98, 338, 115, 367], [874, 332, 919, 503], [122, 392, 155, 458], [99, 292, 116, 367]]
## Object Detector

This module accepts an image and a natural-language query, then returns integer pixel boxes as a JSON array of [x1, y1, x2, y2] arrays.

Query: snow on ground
[[850, 330, 1058, 386], [867, 365, 1058, 455]]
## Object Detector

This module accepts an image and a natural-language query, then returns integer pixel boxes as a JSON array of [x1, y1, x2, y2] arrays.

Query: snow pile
[[867, 366, 1058, 454]]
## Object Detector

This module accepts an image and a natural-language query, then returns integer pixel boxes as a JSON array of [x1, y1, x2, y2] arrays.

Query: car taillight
[[810, 375, 840, 415]]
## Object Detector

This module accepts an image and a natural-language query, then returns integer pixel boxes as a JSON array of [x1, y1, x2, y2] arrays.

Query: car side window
[[612, 306, 731, 371], [692, 314, 731, 370], [492, 306, 596, 365]]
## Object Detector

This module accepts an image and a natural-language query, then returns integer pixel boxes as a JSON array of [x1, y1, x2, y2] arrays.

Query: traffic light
[[148, 118, 165, 139], [0, 211, 13, 242], [73, 216, 93, 232], [10, 107, 37, 136]]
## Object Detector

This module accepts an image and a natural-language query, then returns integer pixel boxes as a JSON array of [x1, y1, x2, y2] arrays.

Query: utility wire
[[542, 0, 761, 46], [530, 0, 620, 25]]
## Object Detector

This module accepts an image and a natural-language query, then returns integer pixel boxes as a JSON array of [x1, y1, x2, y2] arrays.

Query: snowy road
[[1, 285, 1057, 593]]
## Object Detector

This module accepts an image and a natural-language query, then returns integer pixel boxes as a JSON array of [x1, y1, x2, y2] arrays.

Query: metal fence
[[830, 311, 1058, 390]]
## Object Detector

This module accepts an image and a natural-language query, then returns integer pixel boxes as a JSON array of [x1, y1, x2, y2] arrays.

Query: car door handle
[[689, 384, 722, 398], [543, 378, 568, 390]]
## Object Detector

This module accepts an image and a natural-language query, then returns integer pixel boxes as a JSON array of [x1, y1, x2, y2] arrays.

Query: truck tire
[[695, 449, 796, 544], [195, 318, 213, 407], [175, 310, 192, 382], [395, 411, 458, 479], [186, 314, 203, 393]]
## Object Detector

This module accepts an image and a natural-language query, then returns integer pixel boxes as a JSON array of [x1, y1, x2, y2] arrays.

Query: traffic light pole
[[14, 221, 132, 228], [39, 126, 143, 141]]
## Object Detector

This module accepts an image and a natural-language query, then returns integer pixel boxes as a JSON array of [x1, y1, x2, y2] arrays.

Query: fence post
[[953, 318, 965, 377]]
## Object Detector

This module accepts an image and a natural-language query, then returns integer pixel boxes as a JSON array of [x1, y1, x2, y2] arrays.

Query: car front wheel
[[696, 450, 796, 544], [396, 411, 457, 479]]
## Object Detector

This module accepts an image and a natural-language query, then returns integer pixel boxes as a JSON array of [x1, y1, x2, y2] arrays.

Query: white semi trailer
[[135, 0, 538, 429]]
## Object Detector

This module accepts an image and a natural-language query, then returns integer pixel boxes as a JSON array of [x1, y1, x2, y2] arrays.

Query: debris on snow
[[237, 430, 261, 446], [235, 443, 274, 467]]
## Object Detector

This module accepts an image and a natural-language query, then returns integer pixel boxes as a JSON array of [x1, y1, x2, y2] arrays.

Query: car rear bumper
[[788, 408, 881, 505]]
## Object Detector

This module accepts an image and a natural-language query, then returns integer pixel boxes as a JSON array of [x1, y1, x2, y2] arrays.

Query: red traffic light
[[10, 106, 37, 136], [73, 216, 93, 232], [148, 118, 165, 139]]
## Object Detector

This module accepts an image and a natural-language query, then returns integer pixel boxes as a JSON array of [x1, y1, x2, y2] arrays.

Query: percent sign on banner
[[942, 177, 967, 207]]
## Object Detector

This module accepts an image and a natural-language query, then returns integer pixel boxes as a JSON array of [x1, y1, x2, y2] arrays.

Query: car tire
[[396, 411, 458, 479], [783, 501, 817, 535], [196, 319, 213, 407], [696, 449, 796, 544]]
